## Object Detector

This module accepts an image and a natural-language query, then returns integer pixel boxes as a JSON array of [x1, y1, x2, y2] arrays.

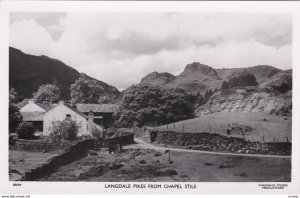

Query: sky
[[10, 12, 292, 90]]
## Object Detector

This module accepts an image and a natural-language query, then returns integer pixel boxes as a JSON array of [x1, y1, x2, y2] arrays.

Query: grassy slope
[[158, 112, 291, 142]]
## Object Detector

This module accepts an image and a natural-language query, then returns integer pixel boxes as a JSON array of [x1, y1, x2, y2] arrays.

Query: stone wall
[[11, 139, 74, 152], [150, 130, 291, 155]]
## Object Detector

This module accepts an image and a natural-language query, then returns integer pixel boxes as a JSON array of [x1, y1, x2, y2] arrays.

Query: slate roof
[[64, 104, 89, 119], [35, 102, 53, 111], [21, 112, 44, 121], [76, 104, 119, 113], [20, 100, 53, 111]]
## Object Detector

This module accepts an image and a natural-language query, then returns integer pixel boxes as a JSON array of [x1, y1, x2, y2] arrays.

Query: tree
[[49, 118, 78, 143], [114, 84, 194, 127], [221, 74, 258, 89], [9, 88, 19, 103], [70, 74, 106, 105], [16, 122, 35, 139], [204, 89, 213, 101], [9, 103, 23, 133], [9, 88, 22, 133], [33, 84, 62, 103]]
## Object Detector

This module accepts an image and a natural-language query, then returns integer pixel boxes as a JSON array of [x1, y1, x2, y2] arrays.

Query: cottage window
[[66, 114, 71, 118]]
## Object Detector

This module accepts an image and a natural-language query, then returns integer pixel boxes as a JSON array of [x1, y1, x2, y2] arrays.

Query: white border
[[0, 1, 299, 194]]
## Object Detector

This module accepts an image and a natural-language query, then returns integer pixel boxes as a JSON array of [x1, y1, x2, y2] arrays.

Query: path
[[134, 138, 291, 159]]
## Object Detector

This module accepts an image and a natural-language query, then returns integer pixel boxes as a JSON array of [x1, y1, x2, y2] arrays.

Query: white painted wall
[[20, 100, 46, 112], [43, 103, 90, 136]]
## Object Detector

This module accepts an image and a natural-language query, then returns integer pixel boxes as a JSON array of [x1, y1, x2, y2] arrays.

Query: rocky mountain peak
[[183, 62, 220, 79], [140, 71, 175, 86]]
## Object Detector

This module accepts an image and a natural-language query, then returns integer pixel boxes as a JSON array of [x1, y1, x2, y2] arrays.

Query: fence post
[[273, 137, 275, 143], [167, 124, 168, 130], [173, 123, 175, 130], [182, 124, 184, 133], [286, 136, 289, 143]]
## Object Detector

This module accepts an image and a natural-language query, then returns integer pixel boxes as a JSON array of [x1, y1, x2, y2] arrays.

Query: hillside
[[140, 62, 291, 95], [9, 47, 120, 101], [158, 112, 291, 142], [195, 88, 292, 116]]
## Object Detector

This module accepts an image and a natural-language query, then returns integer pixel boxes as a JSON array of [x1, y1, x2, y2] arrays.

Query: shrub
[[16, 122, 35, 139], [90, 123, 104, 138], [50, 118, 78, 143], [9, 133, 18, 146]]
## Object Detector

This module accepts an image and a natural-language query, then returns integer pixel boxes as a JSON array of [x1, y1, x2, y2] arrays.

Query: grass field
[[158, 112, 291, 142], [38, 147, 291, 182], [9, 150, 59, 181]]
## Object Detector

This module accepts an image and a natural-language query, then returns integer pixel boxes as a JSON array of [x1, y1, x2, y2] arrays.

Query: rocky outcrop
[[140, 71, 175, 86], [195, 90, 292, 116]]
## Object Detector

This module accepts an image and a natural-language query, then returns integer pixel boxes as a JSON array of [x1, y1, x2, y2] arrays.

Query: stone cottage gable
[[43, 102, 90, 136]]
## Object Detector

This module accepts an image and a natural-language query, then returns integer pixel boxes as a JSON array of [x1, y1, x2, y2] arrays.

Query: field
[[9, 150, 59, 180], [158, 112, 291, 142], [38, 147, 291, 182]]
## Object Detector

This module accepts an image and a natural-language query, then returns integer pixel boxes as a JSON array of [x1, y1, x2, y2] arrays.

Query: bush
[[90, 123, 104, 138], [16, 122, 35, 139], [50, 118, 78, 143], [9, 133, 18, 146]]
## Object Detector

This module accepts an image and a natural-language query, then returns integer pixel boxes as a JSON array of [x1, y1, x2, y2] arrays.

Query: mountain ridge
[[140, 62, 291, 95], [9, 47, 120, 101]]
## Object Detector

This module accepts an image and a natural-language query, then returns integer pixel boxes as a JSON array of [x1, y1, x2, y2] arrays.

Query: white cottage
[[43, 102, 92, 136], [20, 99, 52, 113]]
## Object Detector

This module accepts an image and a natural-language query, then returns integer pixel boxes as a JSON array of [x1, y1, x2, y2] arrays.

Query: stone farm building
[[76, 104, 119, 128]]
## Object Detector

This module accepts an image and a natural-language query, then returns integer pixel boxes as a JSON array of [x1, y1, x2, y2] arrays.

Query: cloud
[[9, 13, 292, 90], [10, 19, 54, 56]]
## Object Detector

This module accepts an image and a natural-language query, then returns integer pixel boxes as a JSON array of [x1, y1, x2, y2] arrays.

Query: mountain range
[[140, 62, 292, 95]]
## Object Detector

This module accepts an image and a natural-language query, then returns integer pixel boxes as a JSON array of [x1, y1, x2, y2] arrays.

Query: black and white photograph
[[7, 11, 293, 183], [1, 1, 300, 195]]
